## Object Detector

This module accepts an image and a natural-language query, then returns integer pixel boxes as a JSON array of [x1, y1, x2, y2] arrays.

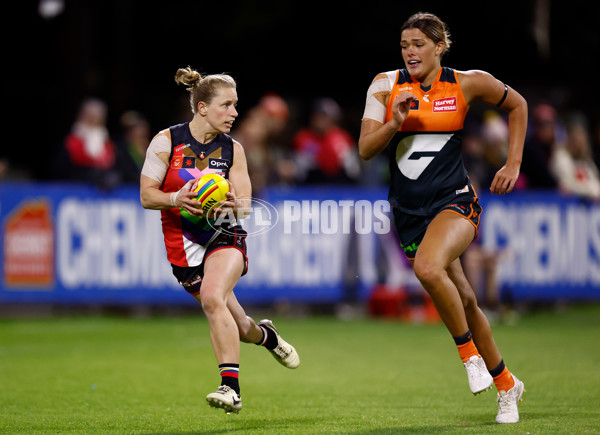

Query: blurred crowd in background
[[0, 2, 599, 323], [3, 91, 600, 205], [3, 0, 599, 203], [2, 89, 597, 318]]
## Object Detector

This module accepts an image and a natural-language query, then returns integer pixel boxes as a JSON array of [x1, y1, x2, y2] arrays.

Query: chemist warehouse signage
[[0, 183, 599, 305], [480, 192, 600, 300]]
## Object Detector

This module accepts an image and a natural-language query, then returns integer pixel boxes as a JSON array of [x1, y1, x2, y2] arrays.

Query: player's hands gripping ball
[[180, 174, 230, 222]]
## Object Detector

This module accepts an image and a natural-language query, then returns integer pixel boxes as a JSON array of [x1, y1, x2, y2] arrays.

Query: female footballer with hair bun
[[140, 66, 300, 414], [359, 12, 527, 423]]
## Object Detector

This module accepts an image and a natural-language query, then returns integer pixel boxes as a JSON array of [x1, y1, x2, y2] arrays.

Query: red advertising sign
[[3, 200, 54, 288]]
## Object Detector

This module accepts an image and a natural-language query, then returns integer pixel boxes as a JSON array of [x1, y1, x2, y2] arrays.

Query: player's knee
[[413, 258, 444, 289], [199, 290, 226, 316]]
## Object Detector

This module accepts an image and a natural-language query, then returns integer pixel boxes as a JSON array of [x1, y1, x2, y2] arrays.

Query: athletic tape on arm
[[141, 134, 170, 182], [362, 76, 392, 123]]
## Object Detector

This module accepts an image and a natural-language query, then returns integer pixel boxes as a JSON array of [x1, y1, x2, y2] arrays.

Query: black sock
[[452, 330, 473, 346], [219, 363, 240, 395], [257, 325, 279, 350], [488, 359, 505, 378]]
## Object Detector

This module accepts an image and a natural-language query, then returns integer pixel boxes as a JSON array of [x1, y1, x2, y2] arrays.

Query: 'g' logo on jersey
[[395, 133, 454, 180]]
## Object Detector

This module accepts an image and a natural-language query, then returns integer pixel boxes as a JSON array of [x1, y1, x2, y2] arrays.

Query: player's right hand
[[179, 179, 204, 217], [392, 91, 417, 125]]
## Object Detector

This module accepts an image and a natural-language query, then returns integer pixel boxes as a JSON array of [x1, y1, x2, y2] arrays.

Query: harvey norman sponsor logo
[[433, 97, 457, 112]]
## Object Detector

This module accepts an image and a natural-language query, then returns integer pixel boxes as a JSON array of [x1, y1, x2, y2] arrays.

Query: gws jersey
[[385, 67, 472, 216], [160, 122, 234, 267]]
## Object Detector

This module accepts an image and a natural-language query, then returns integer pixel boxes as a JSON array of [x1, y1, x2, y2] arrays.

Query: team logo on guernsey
[[433, 97, 457, 112], [410, 99, 420, 110], [171, 156, 183, 169], [182, 156, 196, 168]]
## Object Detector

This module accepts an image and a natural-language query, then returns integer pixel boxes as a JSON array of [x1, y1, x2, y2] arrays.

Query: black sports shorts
[[171, 225, 248, 295], [393, 194, 482, 260]]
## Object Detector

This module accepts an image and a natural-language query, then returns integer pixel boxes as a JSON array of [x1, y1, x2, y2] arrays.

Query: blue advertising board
[[479, 192, 600, 300], [1, 182, 599, 305]]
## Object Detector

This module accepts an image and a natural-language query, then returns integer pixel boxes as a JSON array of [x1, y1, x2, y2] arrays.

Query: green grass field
[[1, 304, 599, 434]]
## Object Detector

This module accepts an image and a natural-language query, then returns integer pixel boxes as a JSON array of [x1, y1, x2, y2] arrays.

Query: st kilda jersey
[[385, 67, 474, 216], [160, 122, 234, 267]]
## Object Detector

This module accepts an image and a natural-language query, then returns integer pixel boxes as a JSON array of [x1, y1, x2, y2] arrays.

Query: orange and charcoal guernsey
[[385, 67, 474, 216]]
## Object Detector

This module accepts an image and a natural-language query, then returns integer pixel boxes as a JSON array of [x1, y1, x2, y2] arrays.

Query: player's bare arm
[[220, 140, 252, 219], [139, 133, 203, 215], [459, 70, 527, 195], [359, 74, 416, 160], [140, 174, 202, 216]]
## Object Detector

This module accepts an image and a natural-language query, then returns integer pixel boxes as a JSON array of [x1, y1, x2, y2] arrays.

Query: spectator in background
[[230, 93, 292, 195], [461, 111, 510, 192], [293, 97, 361, 184], [462, 129, 491, 191], [461, 113, 508, 320], [481, 110, 516, 186], [53, 98, 119, 189], [550, 113, 600, 201], [520, 103, 560, 190], [591, 117, 600, 171], [0, 157, 30, 180], [114, 110, 151, 184]]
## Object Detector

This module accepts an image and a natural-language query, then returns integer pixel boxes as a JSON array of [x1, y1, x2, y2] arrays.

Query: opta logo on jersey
[[433, 97, 457, 112]]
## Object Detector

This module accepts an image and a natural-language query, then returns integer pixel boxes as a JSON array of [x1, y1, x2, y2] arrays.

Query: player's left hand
[[490, 164, 520, 195]]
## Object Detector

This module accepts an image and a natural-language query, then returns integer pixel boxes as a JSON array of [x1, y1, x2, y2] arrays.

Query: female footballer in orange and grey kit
[[358, 13, 527, 424], [140, 66, 300, 414]]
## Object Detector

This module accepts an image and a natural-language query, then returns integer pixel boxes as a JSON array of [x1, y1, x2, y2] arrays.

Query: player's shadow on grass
[[140, 410, 528, 434], [347, 412, 500, 434], [141, 416, 499, 435], [349, 426, 491, 434], [140, 416, 332, 434]]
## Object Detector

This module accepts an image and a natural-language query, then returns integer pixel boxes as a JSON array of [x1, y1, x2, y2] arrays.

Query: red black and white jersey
[[159, 122, 234, 267]]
